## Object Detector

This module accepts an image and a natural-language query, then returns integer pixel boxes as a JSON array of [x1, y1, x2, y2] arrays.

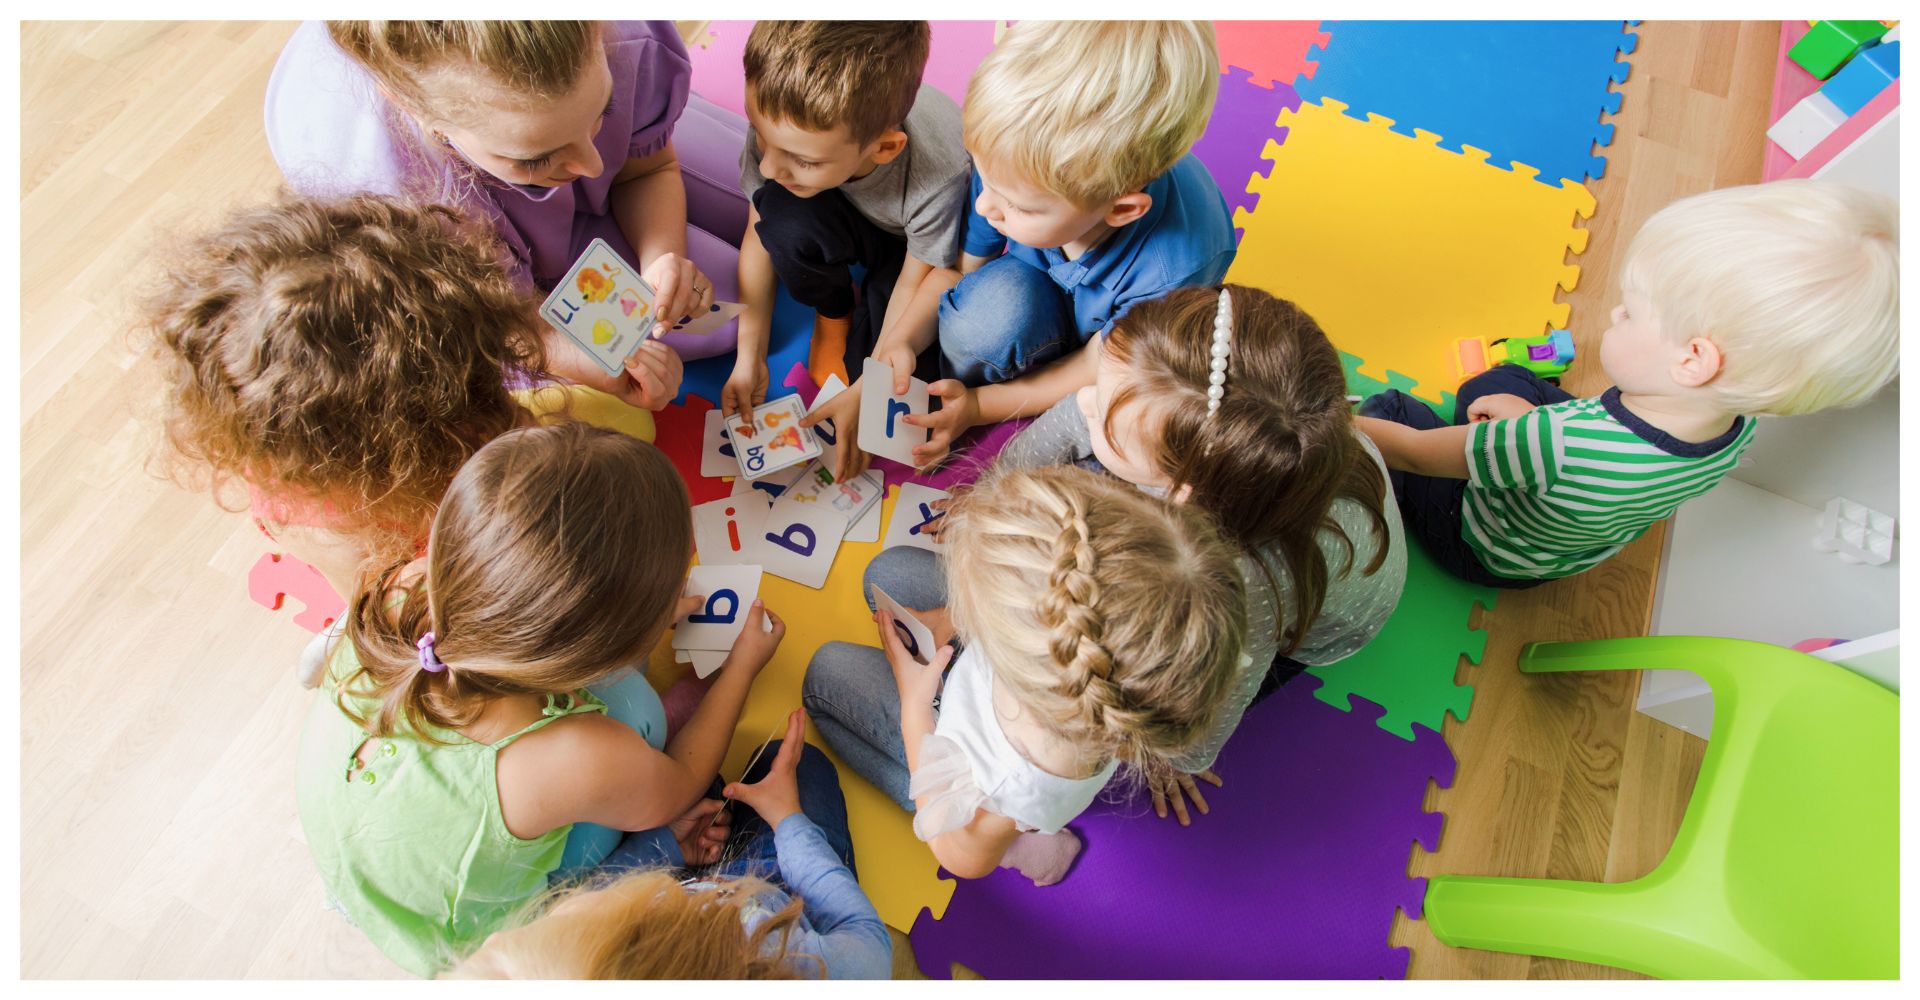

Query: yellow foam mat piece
[[514, 383, 657, 441], [645, 485, 955, 932], [1230, 97, 1596, 405]]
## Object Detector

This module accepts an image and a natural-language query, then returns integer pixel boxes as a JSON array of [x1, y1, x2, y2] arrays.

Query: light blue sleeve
[[771, 815, 892, 979]]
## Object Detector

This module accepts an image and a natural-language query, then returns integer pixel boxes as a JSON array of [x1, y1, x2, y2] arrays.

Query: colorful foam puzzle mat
[[910, 677, 1455, 979], [1297, 21, 1637, 186]]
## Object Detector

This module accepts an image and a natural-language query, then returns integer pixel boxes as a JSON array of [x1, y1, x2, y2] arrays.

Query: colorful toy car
[[1454, 329, 1576, 381]]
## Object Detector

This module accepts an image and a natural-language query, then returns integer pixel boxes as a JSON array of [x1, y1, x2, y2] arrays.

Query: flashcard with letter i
[[692, 496, 769, 566], [857, 357, 930, 466], [726, 395, 821, 481]]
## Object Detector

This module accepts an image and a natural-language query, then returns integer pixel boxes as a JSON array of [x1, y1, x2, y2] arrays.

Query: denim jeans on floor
[[801, 547, 948, 812], [936, 254, 1081, 385], [711, 740, 859, 884], [1358, 364, 1571, 590]]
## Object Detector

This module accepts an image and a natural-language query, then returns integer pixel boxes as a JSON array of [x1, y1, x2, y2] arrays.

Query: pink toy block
[[247, 552, 346, 634]]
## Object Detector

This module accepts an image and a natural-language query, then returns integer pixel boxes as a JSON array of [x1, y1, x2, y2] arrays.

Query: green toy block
[[1789, 20, 1889, 80]]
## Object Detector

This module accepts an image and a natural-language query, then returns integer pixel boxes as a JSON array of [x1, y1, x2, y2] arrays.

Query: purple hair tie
[[416, 632, 449, 673]]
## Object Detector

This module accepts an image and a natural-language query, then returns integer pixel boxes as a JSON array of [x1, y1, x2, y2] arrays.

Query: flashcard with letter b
[[672, 565, 763, 652], [757, 498, 850, 589]]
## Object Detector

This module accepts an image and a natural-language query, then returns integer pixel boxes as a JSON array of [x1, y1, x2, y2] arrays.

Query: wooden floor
[[18, 20, 1777, 979]]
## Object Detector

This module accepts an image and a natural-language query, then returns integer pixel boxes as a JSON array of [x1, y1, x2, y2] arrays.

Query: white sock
[[1000, 829, 1082, 886]]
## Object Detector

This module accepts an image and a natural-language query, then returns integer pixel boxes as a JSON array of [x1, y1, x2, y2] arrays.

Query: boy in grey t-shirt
[[726, 21, 972, 473]]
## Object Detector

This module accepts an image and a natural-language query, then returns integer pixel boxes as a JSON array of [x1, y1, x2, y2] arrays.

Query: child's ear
[[1104, 192, 1153, 228], [1671, 336, 1724, 388], [868, 128, 909, 166]]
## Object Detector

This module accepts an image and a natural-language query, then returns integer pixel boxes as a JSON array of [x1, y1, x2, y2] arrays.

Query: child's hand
[[920, 486, 966, 543], [878, 608, 952, 708], [722, 708, 808, 829], [1466, 393, 1536, 423], [668, 798, 732, 865], [873, 604, 955, 649], [619, 340, 684, 411], [1149, 768, 1222, 827], [723, 600, 786, 676], [722, 356, 769, 420], [875, 343, 920, 396], [641, 253, 716, 339], [905, 380, 980, 472], [800, 384, 870, 482]]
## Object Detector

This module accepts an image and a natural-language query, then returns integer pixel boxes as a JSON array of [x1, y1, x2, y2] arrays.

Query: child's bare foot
[[809, 313, 851, 385], [1000, 829, 1082, 886]]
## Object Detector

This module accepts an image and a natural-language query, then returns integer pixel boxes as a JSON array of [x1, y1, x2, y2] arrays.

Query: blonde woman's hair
[[341, 422, 693, 740], [142, 192, 544, 564], [744, 21, 932, 145], [943, 465, 1247, 771], [447, 870, 813, 979], [1620, 179, 1899, 416], [328, 20, 601, 123], [963, 20, 1219, 207]]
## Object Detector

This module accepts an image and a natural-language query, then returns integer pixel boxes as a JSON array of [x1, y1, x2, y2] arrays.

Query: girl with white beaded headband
[[802, 464, 1248, 886], [983, 283, 1408, 825]]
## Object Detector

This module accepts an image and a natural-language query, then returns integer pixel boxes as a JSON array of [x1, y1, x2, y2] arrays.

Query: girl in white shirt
[[802, 465, 1248, 885]]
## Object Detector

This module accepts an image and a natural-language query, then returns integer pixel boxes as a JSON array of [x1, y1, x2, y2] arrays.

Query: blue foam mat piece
[[1298, 20, 1637, 185]]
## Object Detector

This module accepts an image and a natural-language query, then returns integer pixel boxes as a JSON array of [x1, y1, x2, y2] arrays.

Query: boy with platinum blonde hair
[[1356, 180, 1899, 587], [878, 20, 1236, 471]]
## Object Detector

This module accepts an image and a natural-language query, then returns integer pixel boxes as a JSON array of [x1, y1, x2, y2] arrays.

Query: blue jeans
[[1358, 364, 1571, 589], [801, 548, 947, 811], [937, 255, 1080, 385], [552, 668, 670, 880], [711, 740, 859, 883]]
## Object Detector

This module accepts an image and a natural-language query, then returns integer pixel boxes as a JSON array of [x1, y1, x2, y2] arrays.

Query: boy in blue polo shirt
[[845, 20, 1234, 469]]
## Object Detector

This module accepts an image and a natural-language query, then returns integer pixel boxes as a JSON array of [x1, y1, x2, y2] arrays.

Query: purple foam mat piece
[[780, 362, 1027, 493], [1193, 71, 1302, 220], [909, 677, 1454, 979]]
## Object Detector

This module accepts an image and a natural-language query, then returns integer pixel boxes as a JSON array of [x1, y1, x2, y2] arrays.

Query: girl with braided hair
[[802, 465, 1248, 885], [987, 283, 1407, 825]]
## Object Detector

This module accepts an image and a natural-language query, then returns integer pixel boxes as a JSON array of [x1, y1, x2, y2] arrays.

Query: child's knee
[[938, 258, 1075, 383]]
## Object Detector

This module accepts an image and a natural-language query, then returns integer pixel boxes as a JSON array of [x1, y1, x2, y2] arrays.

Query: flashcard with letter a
[[672, 564, 763, 653], [726, 394, 821, 481], [857, 357, 929, 466], [883, 483, 950, 553], [692, 496, 769, 566], [871, 585, 939, 665], [757, 496, 851, 589]]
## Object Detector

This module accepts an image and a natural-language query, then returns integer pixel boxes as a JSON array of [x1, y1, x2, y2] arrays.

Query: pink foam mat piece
[[909, 677, 1454, 979], [1214, 21, 1331, 90], [246, 552, 345, 633]]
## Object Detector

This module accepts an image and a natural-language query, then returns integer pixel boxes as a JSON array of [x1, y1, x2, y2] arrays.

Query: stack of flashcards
[[690, 460, 884, 589], [539, 238, 744, 375], [671, 564, 768, 678]]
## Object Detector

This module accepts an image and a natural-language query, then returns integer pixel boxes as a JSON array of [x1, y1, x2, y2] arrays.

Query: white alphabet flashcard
[[687, 649, 730, 679], [857, 357, 930, 466], [805, 373, 850, 451], [871, 584, 939, 666], [725, 394, 821, 481], [780, 460, 884, 526], [846, 500, 881, 543], [672, 564, 764, 652], [692, 496, 770, 566], [730, 462, 803, 502], [757, 497, 852, 589], [701, 409, 738, 479], [882, 483, 950, 553]]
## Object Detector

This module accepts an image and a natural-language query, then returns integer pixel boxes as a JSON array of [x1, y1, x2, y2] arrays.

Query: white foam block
[[1768, 90, 1848, 159]]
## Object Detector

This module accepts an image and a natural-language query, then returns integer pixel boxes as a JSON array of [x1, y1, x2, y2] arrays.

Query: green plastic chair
[[1425, 636, 1898, 979]]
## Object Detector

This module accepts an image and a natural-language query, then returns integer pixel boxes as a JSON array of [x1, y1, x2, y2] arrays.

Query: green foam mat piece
[[1323, 350, 1494, 741]]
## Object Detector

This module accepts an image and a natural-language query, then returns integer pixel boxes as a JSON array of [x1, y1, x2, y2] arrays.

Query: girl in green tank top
[[296, 423, 787, 976]]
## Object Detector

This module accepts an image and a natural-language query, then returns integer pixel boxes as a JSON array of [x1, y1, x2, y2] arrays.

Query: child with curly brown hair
[[144, 192, 553, 601]]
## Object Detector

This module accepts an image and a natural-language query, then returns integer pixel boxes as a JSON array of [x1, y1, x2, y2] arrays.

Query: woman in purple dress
[[266, 20, 751, 408]]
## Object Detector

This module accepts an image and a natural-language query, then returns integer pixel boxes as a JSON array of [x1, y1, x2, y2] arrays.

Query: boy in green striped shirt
[[1356, 180, 1899, 587]]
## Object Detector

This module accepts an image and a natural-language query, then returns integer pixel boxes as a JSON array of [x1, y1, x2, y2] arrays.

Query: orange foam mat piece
[[646, 485, 955, 932], [1229, 97, 1595, 406]]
